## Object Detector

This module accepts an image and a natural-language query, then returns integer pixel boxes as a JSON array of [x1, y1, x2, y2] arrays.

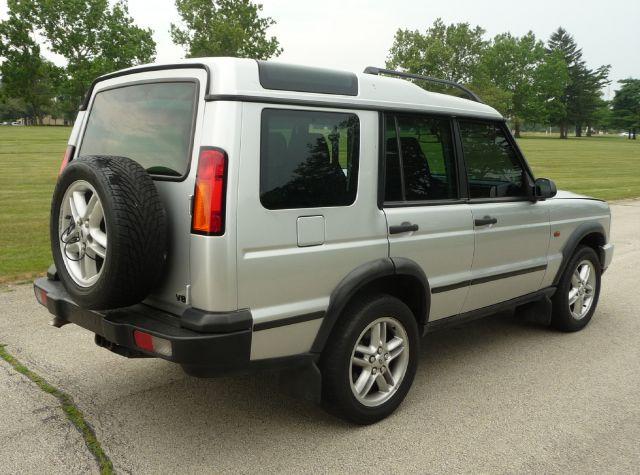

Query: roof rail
[[363, 66, 483, 103]]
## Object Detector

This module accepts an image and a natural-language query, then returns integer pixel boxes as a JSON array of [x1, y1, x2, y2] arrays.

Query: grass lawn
[[1, 126, 70, 284], [0, 126, 639, 284], [518, 134, 640, 201]]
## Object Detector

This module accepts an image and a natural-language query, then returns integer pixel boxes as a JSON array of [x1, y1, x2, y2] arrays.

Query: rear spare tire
[[50, 155, 167, 309]]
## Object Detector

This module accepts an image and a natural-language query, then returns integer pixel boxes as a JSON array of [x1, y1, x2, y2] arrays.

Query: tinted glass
[[459, 121, 526, 198], [260, 109, 359, 209], [258, 61, 358, 96], [384, 114, 457, 202], [80, 82, 196, 177]]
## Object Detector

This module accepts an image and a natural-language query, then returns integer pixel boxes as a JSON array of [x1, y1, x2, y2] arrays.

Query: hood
[[553, 189, 603, 201]]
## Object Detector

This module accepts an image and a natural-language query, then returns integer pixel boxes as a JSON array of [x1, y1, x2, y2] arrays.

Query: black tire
[[551, 245, 602, 332], [50, 155, 167, 309], [320, 294, 419, 425]]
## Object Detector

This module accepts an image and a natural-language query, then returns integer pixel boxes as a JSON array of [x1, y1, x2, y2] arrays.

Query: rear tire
[[51, 155, 167, 309], [551, 246, 601, 332], [320, 294, 419, 424]]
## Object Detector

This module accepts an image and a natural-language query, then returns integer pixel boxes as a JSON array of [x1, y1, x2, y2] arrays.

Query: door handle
[[474, 216, 498, 226], [389, 222, 419, 234]]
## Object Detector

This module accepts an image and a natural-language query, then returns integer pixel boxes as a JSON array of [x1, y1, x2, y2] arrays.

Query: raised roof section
[[85, 57, 502, 120]]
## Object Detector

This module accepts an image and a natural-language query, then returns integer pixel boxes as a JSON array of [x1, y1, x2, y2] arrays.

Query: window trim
[[393, 115, 408, 201], [258, 107, 361, 211], [381, 111, 463, 207], [78, 78, 200, 183], [377, 113, 386, 210], [455, 117, 535, 203]]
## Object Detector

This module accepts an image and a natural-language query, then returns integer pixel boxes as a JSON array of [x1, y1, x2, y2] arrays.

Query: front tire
[[320, 294, 419, 424], [551, 246, 602, 332]]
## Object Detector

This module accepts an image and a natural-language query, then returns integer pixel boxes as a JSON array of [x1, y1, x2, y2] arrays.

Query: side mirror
[[534, 178, 557, 200]]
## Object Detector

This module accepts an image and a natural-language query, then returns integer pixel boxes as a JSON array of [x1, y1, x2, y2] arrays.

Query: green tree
[[587, 98, 612, 135], [0, 1, 58, 124], [533, 50, 571, 133], [476, 32, 546, 137], [467, 81, 512, 116], [611, 79, 640, 139], [170, 0, 282, 59], [571, 64, 610, 136], [0, 86, 28, 121], [546, 27, 610, 138], [386, 18, 488, 85], [24, 0, 156, 111]]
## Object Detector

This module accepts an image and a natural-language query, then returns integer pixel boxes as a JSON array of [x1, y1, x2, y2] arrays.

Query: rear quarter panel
[[235, 104, 388, 360]]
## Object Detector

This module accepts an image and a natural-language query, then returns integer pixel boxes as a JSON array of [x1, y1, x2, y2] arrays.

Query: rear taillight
[[191, 147, 227, 235], [34, 286, 48, 307], [133, 330, 172, 357], [58, 145, 75, 175]]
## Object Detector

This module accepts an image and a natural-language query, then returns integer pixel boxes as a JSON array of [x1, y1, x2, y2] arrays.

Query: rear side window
[[458, 121, 526, 199], [79, 81, 197, 178], [384, 114, 458, 202], [260, 109, 359, 210]]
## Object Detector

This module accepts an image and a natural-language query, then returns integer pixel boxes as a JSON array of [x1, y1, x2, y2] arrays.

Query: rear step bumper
[[33, 277, 252, 372]]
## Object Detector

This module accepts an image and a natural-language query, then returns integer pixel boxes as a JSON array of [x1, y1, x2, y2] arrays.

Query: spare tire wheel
[[50, 155, 167, 309]]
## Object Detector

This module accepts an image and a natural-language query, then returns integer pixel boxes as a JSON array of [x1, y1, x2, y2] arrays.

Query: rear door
[[77, 69, 207, 314], [383, 113, 474, 320], [457, 120, 550, 312]]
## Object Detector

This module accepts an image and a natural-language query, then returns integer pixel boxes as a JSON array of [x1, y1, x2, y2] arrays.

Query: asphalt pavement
[[1, 200, 639, 473]]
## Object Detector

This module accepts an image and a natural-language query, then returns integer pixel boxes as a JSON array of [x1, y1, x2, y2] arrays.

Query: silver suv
[[34, 58, 614, 424]]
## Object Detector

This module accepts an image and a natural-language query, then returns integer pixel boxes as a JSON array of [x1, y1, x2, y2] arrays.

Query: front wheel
[[320, 295, 419, 424], [551, 246, 602, 332]]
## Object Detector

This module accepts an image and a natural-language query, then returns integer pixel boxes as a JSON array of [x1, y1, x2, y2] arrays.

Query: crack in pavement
[[0, 344, 114, 475]]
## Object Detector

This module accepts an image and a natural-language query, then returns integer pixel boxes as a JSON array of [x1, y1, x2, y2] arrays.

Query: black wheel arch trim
[[553, 222, 606, 285], [390, 256, 431, 325], [310, 257, 430, 353]]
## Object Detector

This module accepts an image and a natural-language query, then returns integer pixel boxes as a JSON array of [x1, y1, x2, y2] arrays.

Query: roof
[[84, 57, 503, 120]]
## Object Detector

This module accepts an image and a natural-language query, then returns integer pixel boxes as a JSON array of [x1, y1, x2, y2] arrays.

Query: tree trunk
[[586, 125, 592, 137], [630, 129, 633, 139], [559, 123, 568, 139], [514, 118, 521, 138], [575, 124, 582, 137], [633, 128, 637, 140]]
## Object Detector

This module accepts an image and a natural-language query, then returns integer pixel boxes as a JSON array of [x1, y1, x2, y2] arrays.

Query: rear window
[[79, 81, 197, 178], [260, 109, 360, 209]]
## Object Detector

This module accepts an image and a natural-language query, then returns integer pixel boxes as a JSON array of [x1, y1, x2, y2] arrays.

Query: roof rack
[[363, 66, 483, 103]]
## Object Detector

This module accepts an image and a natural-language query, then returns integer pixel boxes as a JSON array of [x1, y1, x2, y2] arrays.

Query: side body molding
[[553, 222, 606, 285], [310, 257, 430, 353]]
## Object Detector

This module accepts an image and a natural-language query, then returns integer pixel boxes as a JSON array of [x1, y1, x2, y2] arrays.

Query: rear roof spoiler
[[79, 63, 212, 111], [363, 66, 483, 103]]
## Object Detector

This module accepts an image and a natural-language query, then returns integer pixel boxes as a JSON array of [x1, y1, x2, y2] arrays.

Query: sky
[[1, 0, 638, 97]]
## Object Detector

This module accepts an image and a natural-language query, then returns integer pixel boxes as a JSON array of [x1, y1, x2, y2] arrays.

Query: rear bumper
[[33, 277, 252, 373]]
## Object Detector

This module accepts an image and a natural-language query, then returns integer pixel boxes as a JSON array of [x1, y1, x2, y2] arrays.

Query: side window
[[458, 121, 527, 199], [260, 109, 359, 209], [383, 113, 458, 202]]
